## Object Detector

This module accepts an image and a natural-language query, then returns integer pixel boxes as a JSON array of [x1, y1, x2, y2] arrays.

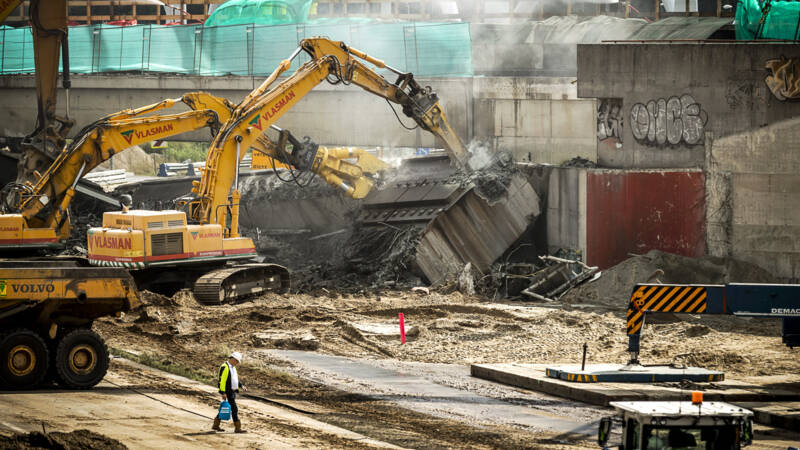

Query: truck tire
[[0, 329, 49, 389], [55, 329, 109, 389]]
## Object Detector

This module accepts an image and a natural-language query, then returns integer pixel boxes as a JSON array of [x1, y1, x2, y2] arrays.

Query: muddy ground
[[84, 251, 800, 448], [0, 429, 127, 450], [96, 289, 598, 449]]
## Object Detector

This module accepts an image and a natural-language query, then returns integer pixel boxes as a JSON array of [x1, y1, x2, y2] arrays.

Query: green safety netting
[[0, 22, 472, 77], [736, 0, 800, 40], [205, 0, 314, 26]]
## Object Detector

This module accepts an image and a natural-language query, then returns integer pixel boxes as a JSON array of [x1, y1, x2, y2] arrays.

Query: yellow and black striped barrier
[[627, 285, 708, 336]]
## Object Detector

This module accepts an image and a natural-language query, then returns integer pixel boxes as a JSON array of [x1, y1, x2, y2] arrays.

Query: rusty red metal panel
[[586, 171, 706, 269]]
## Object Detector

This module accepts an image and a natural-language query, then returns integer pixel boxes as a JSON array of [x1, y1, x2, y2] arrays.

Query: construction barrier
[[0, 21, 473, 77]]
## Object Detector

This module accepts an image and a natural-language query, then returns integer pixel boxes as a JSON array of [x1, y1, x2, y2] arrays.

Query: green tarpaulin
[[736, 0, 800, 40], [0, 22, 473, 77]]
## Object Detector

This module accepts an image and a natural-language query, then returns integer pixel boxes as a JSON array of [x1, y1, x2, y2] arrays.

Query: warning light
[[691, 391, 703, 405]]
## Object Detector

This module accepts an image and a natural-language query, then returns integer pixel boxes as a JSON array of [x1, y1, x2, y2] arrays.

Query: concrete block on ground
[[471, 363, 800, 424], [545, 363, 724, 383], [735, 401, 800, 431]]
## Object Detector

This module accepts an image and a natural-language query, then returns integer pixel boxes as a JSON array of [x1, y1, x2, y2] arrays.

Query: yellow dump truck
[[0, 259, 141, 389]]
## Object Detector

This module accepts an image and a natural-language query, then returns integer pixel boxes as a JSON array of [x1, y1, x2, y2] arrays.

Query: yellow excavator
[[0, 92, 233, 390], [87, 37, 469, 304], [0, 87, 386, 388], [0, 36, 469, 388], [0, 92, 235, 250]]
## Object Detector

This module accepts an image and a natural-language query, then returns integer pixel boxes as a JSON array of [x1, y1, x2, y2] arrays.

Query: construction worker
[[212, 351, 247, 433]]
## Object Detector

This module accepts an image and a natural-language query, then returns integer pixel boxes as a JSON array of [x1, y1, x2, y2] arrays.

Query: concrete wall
[[0, 73, 598, 165], [0, 74, 471, 149], [473, 77, 597, 164], [706, 118, 800, 280], [545, 166, 587, 257], [577, 43, 800, 169]]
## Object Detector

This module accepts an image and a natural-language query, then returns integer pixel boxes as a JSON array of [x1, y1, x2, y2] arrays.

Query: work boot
[[234, 421, 247, 433], [212, 417, 224, 432]]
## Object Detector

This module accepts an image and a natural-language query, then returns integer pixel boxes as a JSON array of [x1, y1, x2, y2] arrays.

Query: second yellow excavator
[[87, 37, 469, 304], [0, 92, 235, 250]]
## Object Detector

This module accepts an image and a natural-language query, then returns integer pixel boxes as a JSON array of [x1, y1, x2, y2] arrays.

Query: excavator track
[[193, 264, 290, 305]]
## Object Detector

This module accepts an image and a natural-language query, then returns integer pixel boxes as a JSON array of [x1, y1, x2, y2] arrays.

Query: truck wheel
[[55, 329, 109, 389], [0, 329, 49, 389]]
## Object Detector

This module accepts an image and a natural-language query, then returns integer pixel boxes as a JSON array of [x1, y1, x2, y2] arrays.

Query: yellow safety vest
[[218, 362, 230, 393]]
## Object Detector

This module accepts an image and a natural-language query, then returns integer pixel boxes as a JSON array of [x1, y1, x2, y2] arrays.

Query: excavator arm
[[0, 92, 234, 247], [11, 0, 74, 185], [252, 128, 388, 199], [190, 37, 467, 233], [0, 1, 23, 23]]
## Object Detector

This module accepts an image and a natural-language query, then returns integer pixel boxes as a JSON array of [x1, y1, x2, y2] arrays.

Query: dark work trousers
[[227, 391, 239, 422], [217, 391, 239, 422]]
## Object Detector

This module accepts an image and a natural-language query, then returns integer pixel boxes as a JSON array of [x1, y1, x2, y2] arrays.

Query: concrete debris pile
[[289, 225, 425, 294], [561, 250, 780, 310], [0, 429, 128, 450], [358, 153, 541, 287], [244, 152, 542, 293]]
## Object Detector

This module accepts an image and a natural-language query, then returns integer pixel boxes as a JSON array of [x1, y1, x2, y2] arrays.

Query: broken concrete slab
[[252, 331, 320, 350], [735, 401, 800, 430], [415, 173, 540, 284], [347, 321, 420, 341]]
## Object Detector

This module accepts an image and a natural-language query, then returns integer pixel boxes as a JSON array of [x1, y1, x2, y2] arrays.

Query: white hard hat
[[230, 351, 243, 362]]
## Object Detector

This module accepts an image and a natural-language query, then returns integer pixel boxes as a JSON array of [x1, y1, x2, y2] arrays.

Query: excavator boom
[[190, 37, 468, 232]]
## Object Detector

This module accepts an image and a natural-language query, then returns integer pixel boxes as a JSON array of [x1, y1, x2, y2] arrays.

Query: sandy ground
[[3, 283, 798, 448], [79, 283, 800, 448], [0, 358, 401, 449], [11, 244, 798, 449], [104, 288, 800, 377]]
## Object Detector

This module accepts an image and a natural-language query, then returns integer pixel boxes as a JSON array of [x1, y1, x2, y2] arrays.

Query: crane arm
[[9, 93, 232, 240], [190, 37, 467, 230]]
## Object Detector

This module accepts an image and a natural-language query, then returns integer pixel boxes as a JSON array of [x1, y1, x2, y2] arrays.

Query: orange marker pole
[[398, 313, 406, 344]]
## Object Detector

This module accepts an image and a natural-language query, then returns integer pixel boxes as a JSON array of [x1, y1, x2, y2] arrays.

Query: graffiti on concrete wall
[[630, 94, 707, 146], [726, 80, 755, 110], [764, 56, 800, 101], [597, 98, 623, 150]]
